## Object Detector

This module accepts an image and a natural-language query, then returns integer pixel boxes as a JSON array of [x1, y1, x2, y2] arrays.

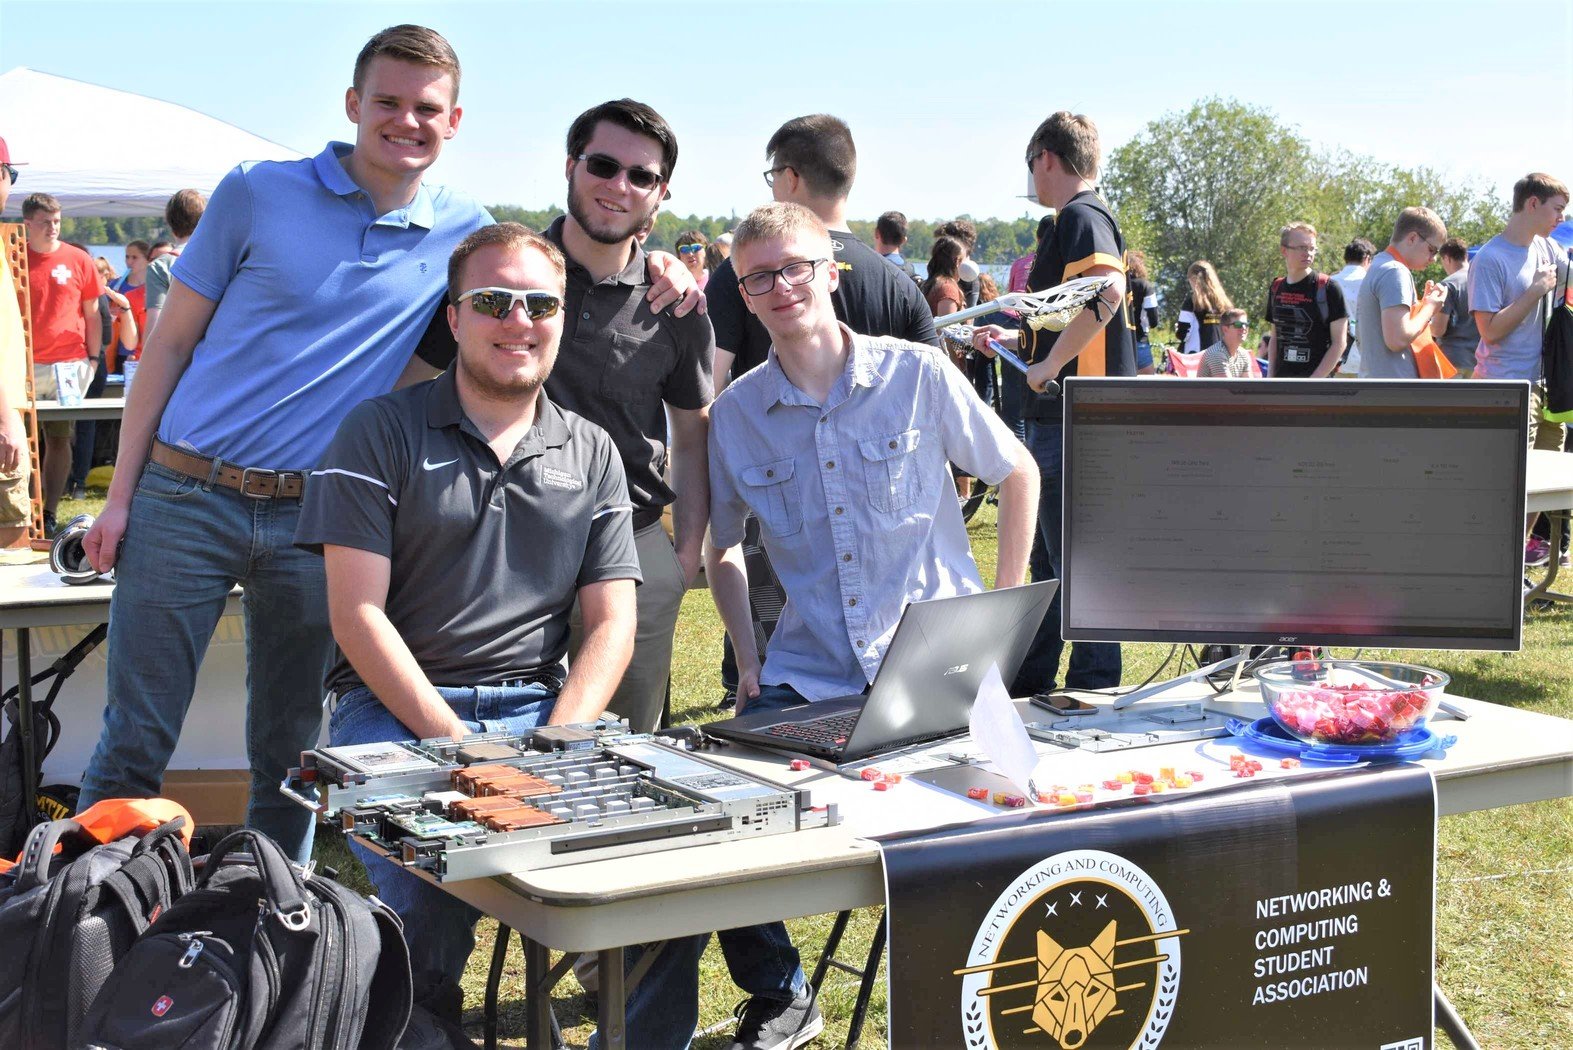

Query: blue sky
[[2, 0, 1570, 221]]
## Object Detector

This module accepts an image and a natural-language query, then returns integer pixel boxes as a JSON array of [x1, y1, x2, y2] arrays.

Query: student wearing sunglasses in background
[[296, 224, 640, 1026], [675, 228, 711, 290]]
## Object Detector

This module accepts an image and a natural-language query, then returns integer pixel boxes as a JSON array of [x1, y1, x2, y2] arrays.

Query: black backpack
[[0, 813, 193, 1050], [78, 828, 412, 1050], [1543, 262, 1573, 416]]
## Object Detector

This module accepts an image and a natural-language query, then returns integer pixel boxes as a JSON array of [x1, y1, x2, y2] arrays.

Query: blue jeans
[[1012, 417, 1122, 694], [601, 684, 809, 1050], [999, 365, 1029, 442], [330, 682, 556, 1009], [78, 463, 331, 862]]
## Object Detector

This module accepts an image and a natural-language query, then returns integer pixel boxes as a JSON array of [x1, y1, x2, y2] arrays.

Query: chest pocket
[[740, 457, 802, 537], [859, 428, 922, 514], [599, 330, 676, 404]]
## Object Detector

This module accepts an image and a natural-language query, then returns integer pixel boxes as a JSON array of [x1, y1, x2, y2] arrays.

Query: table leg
[[485, 924, 512, 1050], [1434, 984, 1482, 1050], [1527, 510, 1573, 604], [15, 627, 37, 823], [522, 935, 555, 1050], [596, 946, 626, 1050]]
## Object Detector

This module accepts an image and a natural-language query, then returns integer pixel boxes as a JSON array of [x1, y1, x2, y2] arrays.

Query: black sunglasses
[[576, 153, 664, 192], [457, 287, 562, 321], [2, 164, 16, 186]]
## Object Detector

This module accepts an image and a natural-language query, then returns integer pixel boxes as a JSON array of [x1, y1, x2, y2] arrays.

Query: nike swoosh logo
[[422, 457, 459, 471]]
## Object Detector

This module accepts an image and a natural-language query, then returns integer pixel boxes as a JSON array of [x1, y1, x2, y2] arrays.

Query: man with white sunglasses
[[297, 222, 639, 1023]]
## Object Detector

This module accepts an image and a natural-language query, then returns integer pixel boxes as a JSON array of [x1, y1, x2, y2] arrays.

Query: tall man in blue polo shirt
[[79, 33, 700, 861], [75, 26, 485, 859]]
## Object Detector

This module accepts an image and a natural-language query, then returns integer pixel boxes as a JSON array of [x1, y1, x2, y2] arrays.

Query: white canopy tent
[[0, 67, 304, 219]]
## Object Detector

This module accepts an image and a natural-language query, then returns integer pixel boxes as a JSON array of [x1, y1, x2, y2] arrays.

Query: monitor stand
[[1112, 652, 1250, 711]]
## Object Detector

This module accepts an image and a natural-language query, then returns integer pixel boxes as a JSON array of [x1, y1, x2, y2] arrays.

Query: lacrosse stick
[[935, 275, 1117, 379]]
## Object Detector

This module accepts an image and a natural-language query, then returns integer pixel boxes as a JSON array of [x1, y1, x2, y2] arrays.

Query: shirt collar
[[424, 367, 571, 451], [762, 324, 883, 410], [545, 215, 647, 287], [312, 141, 436, 230]]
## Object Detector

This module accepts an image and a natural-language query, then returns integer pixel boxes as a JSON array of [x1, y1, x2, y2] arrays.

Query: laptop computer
[[705, 582, 1057, 765]]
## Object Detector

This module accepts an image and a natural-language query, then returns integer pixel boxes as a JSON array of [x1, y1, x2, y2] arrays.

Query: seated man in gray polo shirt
[[295, 222, 640, 1021]]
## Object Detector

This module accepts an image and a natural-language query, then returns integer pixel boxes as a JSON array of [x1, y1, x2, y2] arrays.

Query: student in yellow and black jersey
[[970, 110, 1131, 698]]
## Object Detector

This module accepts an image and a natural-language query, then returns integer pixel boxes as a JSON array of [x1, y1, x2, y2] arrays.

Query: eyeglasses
[[762, 165, 792, 188], [457, 287, 562, 321], [1422, 238, 1442, 259], [575, 153, 664, 192], [1282, 242, 1316, 253], [676, 243, 705, 255], [1225, 321, 1249, 329], [1, 164, 16, 186], [1024, 148, 1043, 172], [738, 258, 828, 297]]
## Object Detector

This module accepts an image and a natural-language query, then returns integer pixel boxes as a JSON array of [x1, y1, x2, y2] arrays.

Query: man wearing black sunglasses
[[527, 99, 716, 740]]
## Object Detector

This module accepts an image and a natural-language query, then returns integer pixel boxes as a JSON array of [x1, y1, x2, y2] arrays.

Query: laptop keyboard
[[763, 712, 860, 748]]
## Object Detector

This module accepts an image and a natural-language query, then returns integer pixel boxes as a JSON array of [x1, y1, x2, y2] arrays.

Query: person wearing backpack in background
[[1265, 221, 1348, 378]]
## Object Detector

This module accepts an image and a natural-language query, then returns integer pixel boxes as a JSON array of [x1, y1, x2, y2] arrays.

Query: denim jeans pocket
[[135, 461, 204, 502], [329, 690, 412, 746]]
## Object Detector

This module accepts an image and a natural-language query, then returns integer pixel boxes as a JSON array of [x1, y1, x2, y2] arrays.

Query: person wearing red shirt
[[22, 191, 102, 532]]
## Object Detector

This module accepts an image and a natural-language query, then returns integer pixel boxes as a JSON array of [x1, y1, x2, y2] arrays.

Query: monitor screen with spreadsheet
[[1060, 379, 1528, 651]]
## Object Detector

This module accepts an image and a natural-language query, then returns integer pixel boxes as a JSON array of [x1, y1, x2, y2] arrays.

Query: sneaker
[[43, 511, 58, 538], [1526, 537, 1551, 567], [728, 988, 824, 1050], [67, 484, 87, 501], [1561, 550, 1572, 569]]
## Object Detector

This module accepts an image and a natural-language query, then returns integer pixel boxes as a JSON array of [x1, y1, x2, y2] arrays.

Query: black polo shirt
[[707, 229, 941, 381], [295, 369, 642, 693]]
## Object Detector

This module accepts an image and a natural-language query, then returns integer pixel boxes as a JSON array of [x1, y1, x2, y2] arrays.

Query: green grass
[[65, 485, 1573, 1047]]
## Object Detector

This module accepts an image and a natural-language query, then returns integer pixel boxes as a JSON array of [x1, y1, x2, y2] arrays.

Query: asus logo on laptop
[[943, 663, 970, 676]]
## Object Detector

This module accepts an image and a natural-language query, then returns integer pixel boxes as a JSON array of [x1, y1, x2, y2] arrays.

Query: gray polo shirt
[[296, 368, 641, 693], [543, 216, 715, 525]]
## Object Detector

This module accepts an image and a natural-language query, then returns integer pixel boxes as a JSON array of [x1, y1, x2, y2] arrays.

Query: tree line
[[61, 96, 1510, 335]]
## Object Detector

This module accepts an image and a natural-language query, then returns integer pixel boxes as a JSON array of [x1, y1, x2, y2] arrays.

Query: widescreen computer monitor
[[1061, 379, 1529, 652]]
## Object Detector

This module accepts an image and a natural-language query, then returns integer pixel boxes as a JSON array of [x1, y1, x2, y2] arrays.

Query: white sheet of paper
[[968, 663, 1039, 794]]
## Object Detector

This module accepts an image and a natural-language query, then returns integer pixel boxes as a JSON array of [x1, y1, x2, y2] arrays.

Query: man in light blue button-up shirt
[[707, 203, 1039, 706], [638, 203, 1038, 1050]]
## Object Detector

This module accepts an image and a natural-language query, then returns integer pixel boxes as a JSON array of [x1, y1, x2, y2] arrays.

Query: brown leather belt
[[150, 439, 306, 500]]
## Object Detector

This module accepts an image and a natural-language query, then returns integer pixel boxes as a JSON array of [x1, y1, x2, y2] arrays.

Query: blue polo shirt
[[160, 142, 492, 467]]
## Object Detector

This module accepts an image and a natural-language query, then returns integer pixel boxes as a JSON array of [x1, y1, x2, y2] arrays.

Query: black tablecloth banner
[[880, 763, 1435, 1050]]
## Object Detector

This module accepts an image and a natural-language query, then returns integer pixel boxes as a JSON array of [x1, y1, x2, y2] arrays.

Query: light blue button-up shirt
[[709, 327, 1020, 701], [161, 142, 492, 467]]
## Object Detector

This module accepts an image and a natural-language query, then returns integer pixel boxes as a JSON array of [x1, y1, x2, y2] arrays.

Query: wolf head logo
[[1033, 922, 1118, 1049]]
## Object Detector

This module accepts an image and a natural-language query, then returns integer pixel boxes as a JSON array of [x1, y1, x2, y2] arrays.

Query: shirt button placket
[[819, 412, 867, 662]]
